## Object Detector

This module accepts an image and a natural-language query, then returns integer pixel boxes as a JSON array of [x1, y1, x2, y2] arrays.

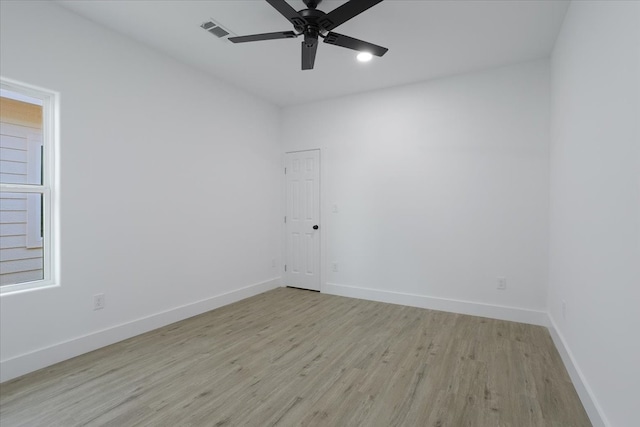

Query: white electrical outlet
[[332, 263, 339, 272], [497, 277, 507, 290], [93, 294, 105, 310], [271, 258, 276, 268], [562, 300, 567, 319]]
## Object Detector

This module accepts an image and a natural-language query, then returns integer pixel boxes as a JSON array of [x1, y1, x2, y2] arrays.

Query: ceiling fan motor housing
[[299, 9, 327, 46]]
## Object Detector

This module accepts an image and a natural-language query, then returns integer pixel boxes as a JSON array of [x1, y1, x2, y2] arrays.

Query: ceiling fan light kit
[[357, 52, 373, 62], [228, 0, 388, 70]]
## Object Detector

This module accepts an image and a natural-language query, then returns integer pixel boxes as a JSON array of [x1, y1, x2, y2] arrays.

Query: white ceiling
[[58, 0, 569, 106]]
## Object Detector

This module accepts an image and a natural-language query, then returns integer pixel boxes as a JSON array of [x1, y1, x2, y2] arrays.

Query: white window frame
[[0, 77, 60, 294], [26, 136, 44, 249]]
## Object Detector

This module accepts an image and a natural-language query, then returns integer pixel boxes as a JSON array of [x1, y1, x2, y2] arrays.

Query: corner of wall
[[547, 314, 609, 427]]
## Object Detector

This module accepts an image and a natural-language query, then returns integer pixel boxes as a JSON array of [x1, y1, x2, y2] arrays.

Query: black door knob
[[313, 225, 319, 230]]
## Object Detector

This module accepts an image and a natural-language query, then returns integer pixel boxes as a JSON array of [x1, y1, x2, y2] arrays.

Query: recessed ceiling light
[[357, 52, 373, 62]]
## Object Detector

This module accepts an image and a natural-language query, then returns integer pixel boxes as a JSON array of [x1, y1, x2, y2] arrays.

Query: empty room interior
[[0, 0, 638, 426]]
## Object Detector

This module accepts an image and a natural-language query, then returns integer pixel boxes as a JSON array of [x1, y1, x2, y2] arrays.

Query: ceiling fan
[[228, 0, 388, 70]]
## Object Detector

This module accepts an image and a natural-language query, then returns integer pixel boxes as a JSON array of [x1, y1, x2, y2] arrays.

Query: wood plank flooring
[[0, 288, 591, 426]]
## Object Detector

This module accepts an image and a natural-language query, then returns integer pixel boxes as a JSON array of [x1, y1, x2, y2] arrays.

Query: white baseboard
[[0, 279, 609, 427], [0, 277, 281, 383], [547, 314, 609, 427], [323, 282, 548, 326]]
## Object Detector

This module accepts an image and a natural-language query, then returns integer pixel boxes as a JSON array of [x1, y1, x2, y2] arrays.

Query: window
[[0, 78, 58, 293]]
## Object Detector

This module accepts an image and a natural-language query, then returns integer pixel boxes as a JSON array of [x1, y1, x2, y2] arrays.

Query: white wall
[[549, 1, 640, 426], [0, 1, 281, 381], [4, 5, 636, 426], [282, 61, 551, 323]]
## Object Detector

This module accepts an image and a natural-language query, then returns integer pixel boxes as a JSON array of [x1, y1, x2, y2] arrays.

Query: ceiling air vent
[[200, 19, 234, 40]]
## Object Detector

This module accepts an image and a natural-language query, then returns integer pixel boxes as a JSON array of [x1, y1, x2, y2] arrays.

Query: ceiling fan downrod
[[302, 0, 322, 9]]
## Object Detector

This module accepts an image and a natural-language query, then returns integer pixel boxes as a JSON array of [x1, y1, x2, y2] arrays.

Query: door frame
[[282, 149, 323, 292]]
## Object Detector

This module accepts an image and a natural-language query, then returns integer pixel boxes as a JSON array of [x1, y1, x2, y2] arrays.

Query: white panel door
[[285, 150, 320, 291]]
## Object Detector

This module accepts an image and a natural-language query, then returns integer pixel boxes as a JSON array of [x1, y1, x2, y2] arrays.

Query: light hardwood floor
[[0, 288, 591, 426]]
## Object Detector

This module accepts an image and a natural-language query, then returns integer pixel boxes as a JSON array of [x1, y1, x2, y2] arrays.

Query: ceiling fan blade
[[266, 0, 307, 30], [323, 32, 388, 56], [302, 40, 318, 70], [318, 0, 384, 31], [228, 31, 298, 43]]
